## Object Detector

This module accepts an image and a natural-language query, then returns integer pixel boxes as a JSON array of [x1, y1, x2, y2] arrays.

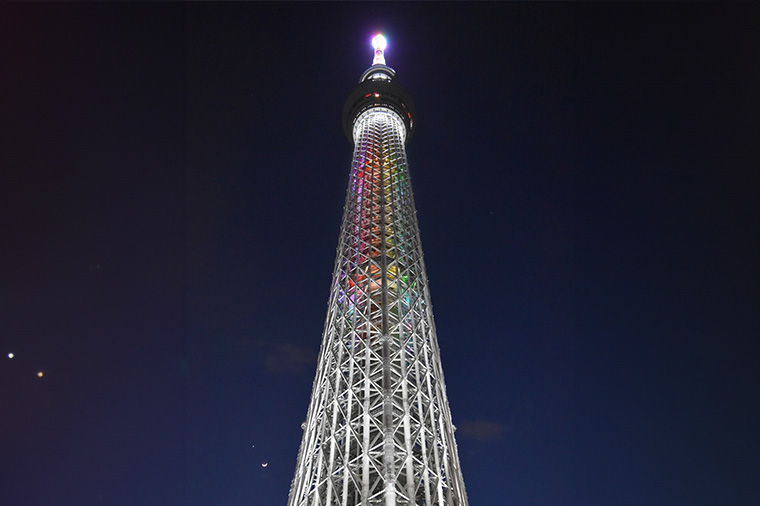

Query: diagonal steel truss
[[286, 107, 469, 506]]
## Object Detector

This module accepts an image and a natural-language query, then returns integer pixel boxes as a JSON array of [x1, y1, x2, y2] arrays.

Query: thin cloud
[[264, 343, 317, 374], [241, 338, 317, 374], [457, 419, 509, 442]]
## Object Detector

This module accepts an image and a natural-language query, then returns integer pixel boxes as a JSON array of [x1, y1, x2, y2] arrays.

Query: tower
[[287, 35, 469, 506]]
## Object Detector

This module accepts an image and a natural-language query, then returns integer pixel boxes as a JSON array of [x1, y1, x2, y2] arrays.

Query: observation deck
[[342, 39, 417, 143]]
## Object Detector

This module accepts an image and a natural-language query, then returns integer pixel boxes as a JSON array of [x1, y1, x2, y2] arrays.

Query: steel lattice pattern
[[287, 108, 468, 506]]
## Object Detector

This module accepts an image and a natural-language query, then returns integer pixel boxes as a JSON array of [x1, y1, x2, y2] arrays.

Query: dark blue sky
[[1, 3, 758, 506]]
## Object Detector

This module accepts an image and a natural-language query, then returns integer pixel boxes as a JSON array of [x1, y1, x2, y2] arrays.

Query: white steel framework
[[287, 39, 468, 506]]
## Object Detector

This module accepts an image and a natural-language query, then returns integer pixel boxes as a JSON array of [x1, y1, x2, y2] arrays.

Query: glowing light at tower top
[[372, 34, 387, 65]]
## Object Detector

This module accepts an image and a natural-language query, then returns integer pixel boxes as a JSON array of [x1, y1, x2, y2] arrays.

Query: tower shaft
[[287, 40, 468, 506]]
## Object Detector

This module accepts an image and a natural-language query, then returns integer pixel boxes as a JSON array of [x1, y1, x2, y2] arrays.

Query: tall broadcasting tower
[[287, 35, 469, 506]]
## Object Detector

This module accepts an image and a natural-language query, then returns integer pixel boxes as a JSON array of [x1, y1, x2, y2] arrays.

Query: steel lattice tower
[[287, 35, 469, 506]]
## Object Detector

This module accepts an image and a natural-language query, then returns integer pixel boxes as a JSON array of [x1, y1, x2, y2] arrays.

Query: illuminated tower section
[[287, 35, 469, 506]]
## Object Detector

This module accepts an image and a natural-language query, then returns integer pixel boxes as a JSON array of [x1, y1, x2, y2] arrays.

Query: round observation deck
[[342, 36, 416, 143]]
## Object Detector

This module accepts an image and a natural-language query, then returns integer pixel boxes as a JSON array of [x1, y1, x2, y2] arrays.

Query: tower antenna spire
[[372, 34, 387, 65]]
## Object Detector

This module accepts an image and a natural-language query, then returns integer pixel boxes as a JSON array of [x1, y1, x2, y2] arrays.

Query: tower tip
[[372, 34, 387, 65]]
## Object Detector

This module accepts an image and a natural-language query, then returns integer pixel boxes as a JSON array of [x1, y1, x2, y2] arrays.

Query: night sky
[[1, 3, 758, 506]]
